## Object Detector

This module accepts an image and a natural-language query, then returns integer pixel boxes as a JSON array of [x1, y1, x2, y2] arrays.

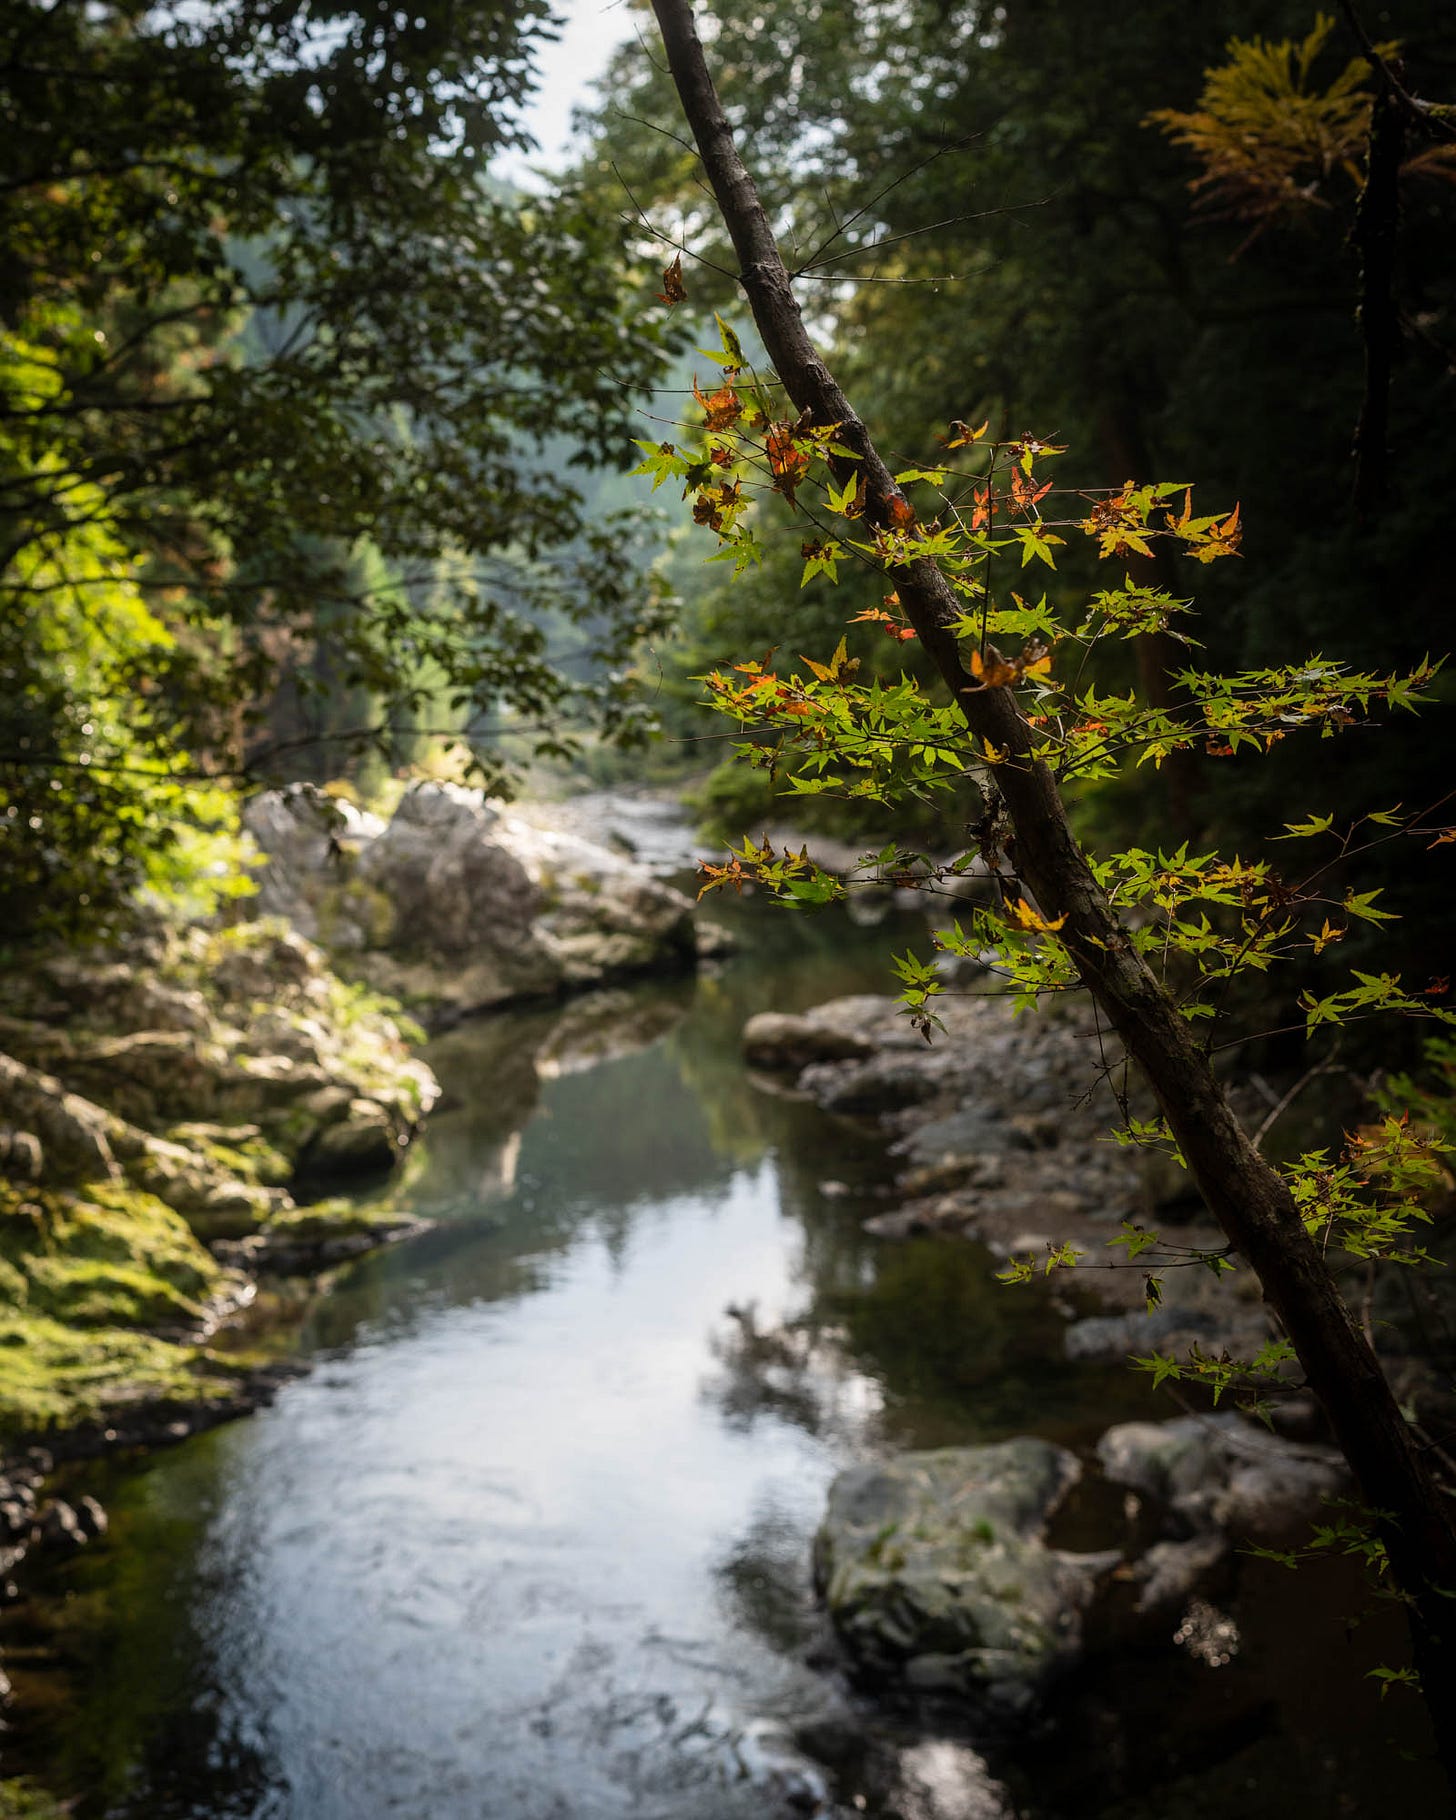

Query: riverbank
[[0, 916, 440, 1451], [0, 783, 721, 1457], [1, 896, 1443, 1820], [736, 975, 1453, 1792], [741, 986, 1275, 1355]]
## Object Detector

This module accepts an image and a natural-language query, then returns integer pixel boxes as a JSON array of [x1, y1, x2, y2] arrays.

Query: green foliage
[[588, 0, 1456, 961], [1381, 1031, 1456, 1151], [673, 345, 1450, 1417], [685, 758, 779, 844], [2, 0, 675, 936], [1147, 14, 1394, 238], [0, 1180, 225, 1331], [0, 1174, 248, 1439], [0, 1780, 68, 1820], [0, 423, 257, 938]]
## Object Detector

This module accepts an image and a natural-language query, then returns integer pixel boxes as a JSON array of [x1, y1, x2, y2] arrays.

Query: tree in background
[[1, 0, 672, 938], [579, 1, 1455, 966]]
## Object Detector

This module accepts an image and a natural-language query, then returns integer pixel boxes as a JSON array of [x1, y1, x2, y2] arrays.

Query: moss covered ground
[[0, 1181, 245, 1441], [0, 1781, 67, 1820]]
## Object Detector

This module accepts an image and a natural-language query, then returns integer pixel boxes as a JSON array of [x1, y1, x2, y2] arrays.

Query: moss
[[325, 970, 425, 1047], [0, 1182, 236, 1436], [316, 878, 396, 950], [0, 1182, 224, 1329], [0, 917, 435, 1440], [169, 1126, 291, 1188], [0, 1309, 239, 1440], [0, 1779, 68, 1820], [262, 1197, 406, 1243]]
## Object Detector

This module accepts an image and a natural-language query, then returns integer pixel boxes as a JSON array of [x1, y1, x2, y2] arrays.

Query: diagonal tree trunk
[[649, 0, 1456, 1768]]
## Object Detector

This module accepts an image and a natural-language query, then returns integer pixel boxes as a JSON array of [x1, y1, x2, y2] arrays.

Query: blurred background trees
[[5, 0, 1453, 971], [1, 0, 671, 938], [575, 1, 1455, 975]]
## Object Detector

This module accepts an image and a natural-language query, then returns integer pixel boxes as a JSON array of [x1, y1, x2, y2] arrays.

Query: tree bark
[[649, 0, 1456, 1766], [1350, 81, 1405, 522]]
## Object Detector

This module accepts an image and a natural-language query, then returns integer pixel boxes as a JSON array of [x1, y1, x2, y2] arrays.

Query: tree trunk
[[649, 0, 1456, 1766], [1350, 81, 1405, 522]]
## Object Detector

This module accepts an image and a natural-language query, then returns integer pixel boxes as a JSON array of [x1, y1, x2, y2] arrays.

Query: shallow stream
[[2, 894, 1445, 1818]]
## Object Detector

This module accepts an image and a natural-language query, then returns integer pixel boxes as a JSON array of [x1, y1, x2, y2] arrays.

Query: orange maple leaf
[[765, 422, 811, 505], [693, 376, 741, 433]]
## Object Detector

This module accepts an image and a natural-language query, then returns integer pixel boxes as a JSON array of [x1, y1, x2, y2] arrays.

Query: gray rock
[[815, 1439, 1114, 1704], [806, 1056, 945, 1114], [742, 1011, 876, 1070], [245, 784, 700, 1018], [0, 1052, 119, 1183], [244, 785, 382, 938], [1129, 1532, 1228, 1614], [894, 1109, 1001, 1170], [1064, 1304, 1230, 1362], [354, 783, 538, 960], [1097, 1414, 1348, 1545], [302, 1099, 401, 1176]]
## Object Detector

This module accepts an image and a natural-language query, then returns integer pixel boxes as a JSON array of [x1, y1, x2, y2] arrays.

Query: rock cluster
[[748, 987, 1355, 1715], [0, 919, 438, 1441], [743, 989, 1271, 1346], [816, 1416, 1349, 1715], [244, 783, 704, 1022], [1, 1451, 106, 1614], [1097, 1411, 1347, 1615], [0, 920, 436, 1217]]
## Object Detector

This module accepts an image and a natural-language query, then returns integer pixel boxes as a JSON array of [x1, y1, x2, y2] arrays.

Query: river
[[1, 890, 1445, 1818]]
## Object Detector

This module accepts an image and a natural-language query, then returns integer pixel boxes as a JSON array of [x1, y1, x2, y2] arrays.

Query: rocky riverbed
[[743, 987, 1276, 1352], [0, 877, 1445, 1818], [739, 986, 1387, 1723]]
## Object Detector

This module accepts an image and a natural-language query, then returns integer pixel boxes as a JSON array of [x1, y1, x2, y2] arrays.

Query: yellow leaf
[[1311, 919, 1346, 955], [1006, 896, 1068, 933]]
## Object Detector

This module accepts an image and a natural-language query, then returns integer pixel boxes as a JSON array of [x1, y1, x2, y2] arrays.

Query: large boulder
[[814, 1439, 1115, 1712], [497, 813, 697, 986], [243, 784, 698, 1019], [354, 785, 540, 956], [244, 786, 385, 940]]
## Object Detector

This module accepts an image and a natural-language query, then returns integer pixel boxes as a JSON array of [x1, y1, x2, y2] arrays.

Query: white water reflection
[[187, 1166, 856, 1819]]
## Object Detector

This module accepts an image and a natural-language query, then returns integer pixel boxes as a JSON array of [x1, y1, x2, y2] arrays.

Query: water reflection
[[3, 897, 1445, 1819]]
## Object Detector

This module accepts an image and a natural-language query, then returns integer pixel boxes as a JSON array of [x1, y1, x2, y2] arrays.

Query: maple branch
[[648, 0, 1456, 1765], [1335, 0, 1456, 141]]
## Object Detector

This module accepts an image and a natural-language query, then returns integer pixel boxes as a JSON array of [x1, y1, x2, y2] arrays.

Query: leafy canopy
[[1, 0, 673, 936]]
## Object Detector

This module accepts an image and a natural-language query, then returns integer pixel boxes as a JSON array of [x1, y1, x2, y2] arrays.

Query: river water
[[2, 893, 1446, 1818]]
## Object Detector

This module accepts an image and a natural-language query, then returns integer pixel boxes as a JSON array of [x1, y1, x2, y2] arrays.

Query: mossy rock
[[0, 1309, 238, 1440], [0, 1181, 226, 1329], [815, 1440, 1115, 1709], [0, 1780, 68, 1820]]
